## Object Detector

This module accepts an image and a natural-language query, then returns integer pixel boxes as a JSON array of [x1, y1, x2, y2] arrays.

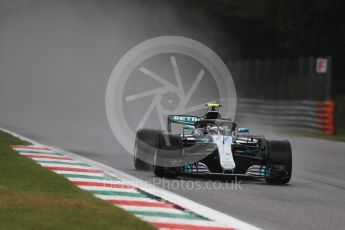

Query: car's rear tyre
[[153, 132, 183, 178], [134, 129, 161, 171], [265, 139, 292, 184]]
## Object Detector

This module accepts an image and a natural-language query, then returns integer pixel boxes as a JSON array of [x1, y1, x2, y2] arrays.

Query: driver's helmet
[[218, 127, 225, 135], [208, 126, 219, 135]]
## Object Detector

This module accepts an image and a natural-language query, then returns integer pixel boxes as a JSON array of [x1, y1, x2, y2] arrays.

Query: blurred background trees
[[171, 0, 344, 98], [168, 0, 345, 134]]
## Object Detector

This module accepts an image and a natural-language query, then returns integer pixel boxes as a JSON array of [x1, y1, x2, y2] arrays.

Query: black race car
[[134, 103, 292, 184]]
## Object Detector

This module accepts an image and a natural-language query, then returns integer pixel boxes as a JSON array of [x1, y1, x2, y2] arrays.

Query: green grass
[[0, 131, 155, 230]]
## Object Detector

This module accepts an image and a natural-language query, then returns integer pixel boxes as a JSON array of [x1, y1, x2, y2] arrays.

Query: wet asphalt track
[[2, 124, 345, 230]]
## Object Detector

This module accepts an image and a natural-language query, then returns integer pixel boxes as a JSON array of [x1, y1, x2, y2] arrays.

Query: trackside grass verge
[[0, 130, 155, 230]]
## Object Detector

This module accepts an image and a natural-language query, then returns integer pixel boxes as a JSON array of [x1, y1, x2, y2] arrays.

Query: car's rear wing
[[167, 115, 201, 133]]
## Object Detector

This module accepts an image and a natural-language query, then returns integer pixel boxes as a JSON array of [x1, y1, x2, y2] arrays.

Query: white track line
[[67, 178, 119, 183], [94, 195, 156, 202], [120, 206, 188, 214], [139, 216, 225, 227], [78, 186, 139, 193], [29, 158, 78, 163], [1, 127, 261, 230], [13, 148, 56, 154], [37, 163, 93, 169], [53, 171, 105, 176]]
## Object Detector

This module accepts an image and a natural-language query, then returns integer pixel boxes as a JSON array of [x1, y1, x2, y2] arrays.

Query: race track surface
[[2, 124, 345, 230]]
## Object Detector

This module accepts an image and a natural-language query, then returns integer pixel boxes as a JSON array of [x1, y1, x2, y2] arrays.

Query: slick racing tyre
[[134, 129, 161, 170], [265, 139, 292, 184], [153, 132, 183, 178]]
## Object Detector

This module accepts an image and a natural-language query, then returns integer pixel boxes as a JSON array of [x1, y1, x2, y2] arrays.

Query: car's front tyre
[[153, 132, 183, 178], [265, 139, 292, 184], [134, 129, 161, 170]]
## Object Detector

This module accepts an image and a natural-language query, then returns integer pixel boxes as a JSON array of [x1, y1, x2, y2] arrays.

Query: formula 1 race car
[[134, 102, 292, 184]]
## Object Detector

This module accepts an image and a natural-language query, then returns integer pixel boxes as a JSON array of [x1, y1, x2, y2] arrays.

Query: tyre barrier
[[236, 98, 334, 135]]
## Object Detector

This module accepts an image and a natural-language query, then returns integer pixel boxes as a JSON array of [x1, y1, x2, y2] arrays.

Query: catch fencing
[[228, 57, 334, 134]]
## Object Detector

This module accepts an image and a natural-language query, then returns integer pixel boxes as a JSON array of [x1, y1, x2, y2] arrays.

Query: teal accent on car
[[238, 128, 250, 133], [244, 149, 256, 156], [183, 164, 192, 173], [183, 125, 195, 130], [168, 115, 201, 124], [195, 135, 213, 143]]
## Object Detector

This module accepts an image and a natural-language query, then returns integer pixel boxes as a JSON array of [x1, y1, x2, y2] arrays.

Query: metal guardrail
[[228, 57, 332, 101], [236, 98, 334, 134]]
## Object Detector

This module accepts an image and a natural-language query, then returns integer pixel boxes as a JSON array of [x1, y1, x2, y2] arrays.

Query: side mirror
[[183, 125, 195, 130], [238, 128, 249, 133]]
